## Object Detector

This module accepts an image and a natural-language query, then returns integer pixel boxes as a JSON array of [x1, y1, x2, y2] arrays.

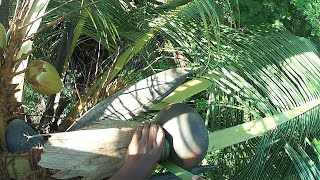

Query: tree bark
[[0, 148, 53, 180]]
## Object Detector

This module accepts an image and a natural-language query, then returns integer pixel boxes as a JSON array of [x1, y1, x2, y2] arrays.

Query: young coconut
[[6, 119, 45, 153], [25, 60, 62, 95], [155, 103, 209, 169]]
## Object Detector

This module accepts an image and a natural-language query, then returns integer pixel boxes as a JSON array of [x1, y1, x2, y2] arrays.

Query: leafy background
[[1, 0, 319, 179]]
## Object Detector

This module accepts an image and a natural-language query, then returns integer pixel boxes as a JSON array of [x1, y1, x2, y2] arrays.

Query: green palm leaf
[[17, 0, 320, 179], [285, 142, 320, 180], [157, 1, 320, 178]]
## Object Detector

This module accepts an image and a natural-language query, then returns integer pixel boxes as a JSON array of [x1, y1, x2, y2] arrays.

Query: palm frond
[[285, 142, 320, 180], [209, 29, 320, 179], [15, 0, 320, 179], [153, 0, 320, 178]]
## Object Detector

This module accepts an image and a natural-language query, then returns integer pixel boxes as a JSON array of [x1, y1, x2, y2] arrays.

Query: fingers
[[131, 126, 143, 143], [127, 126, 143, 154], [131, 122, 164, 152], [141, 122, 150, 143], [156, 126, 165, 147], [149, 124, 158, 149]]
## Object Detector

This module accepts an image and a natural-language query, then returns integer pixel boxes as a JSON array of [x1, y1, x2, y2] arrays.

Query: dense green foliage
[[292, 0, 320, 36], [231, 0, 320, 49], [17, 0, 320, 179]]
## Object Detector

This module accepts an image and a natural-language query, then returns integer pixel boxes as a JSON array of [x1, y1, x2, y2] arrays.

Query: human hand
[[110, 122, 165, 180]]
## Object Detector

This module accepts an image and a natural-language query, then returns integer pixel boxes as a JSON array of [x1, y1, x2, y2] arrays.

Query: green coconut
[[156, 103, 209, 169], [25, 60, 62, 95]]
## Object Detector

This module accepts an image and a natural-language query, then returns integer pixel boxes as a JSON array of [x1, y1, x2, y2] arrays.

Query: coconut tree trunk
[[0, 148, 51, 179], [0, 0, 9, 148], [0, 0, 50, 147]]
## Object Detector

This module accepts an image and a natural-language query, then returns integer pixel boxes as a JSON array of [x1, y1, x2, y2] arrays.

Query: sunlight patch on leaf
[[208, 98, 320, 151]]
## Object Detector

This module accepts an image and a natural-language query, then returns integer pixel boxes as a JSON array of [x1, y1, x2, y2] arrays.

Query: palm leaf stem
[[209, 98, 320, 151]]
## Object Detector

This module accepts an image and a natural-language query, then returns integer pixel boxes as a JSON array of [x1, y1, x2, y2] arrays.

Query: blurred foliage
[[16, 0, 320, 179], [23, 84, 41, 114], [230, 0, 320, 49], [291, 0, 320, 37]]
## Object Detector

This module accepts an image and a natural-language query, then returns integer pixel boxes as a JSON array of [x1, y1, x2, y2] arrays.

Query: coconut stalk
[[0, 119, 139, 179], [39, 23, 74, 129], [44, 10, 88, 130], [39, 120, 141, 180], [0, 121, 139, 180], [39, 102, 210, 180], [61, 68, 192, 131], [12, 0, 50, 102]]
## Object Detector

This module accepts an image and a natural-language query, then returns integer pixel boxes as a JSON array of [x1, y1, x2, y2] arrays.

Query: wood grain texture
[[38, 120, 141, 179], [67, 68, 191, 131]]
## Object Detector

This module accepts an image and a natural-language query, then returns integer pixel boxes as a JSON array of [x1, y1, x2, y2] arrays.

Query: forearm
[[109, 162, 151, 180]]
